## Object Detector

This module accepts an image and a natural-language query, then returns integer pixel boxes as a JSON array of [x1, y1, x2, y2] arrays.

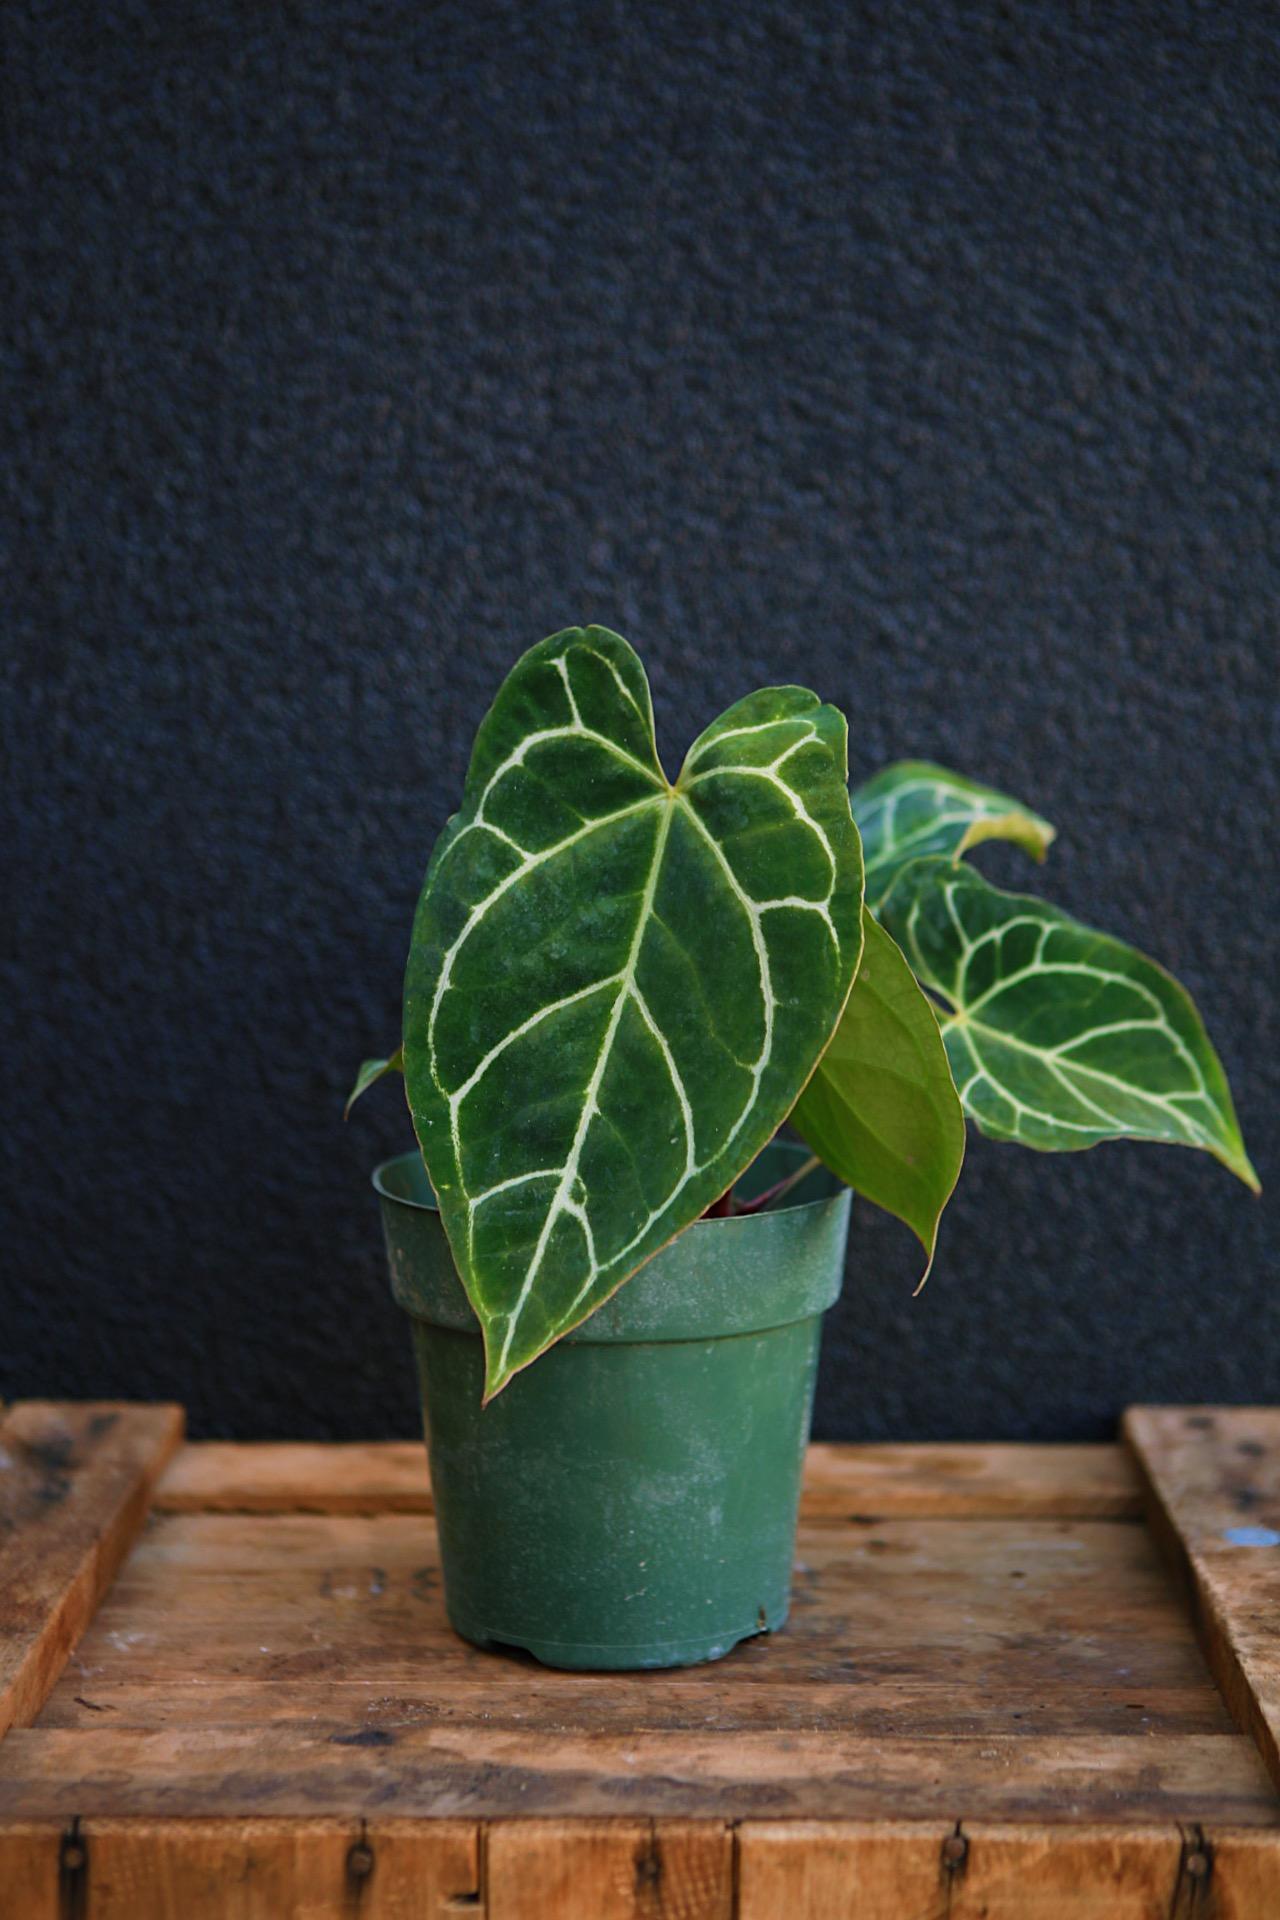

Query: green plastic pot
[[375, 1140, 850, 1671]]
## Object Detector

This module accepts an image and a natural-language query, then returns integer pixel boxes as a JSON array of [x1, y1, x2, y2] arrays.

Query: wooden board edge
[[0, 1817, 481, 1920], [0, 1402, 185, 1741], [1, 1817, 1276, 1918], [487, 1818, 733, 1917], [1123, 1406, 1280, 1800], [2, 1729, 1278, 1826], [740, 1819, 1280, 1918], [153, 1437, 1142, 1520]]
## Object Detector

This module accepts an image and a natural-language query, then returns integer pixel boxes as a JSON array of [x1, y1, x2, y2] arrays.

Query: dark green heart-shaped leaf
[[344, 1049, 403, 1119], [791, 907, 965, 1272], [403, 627, 864, 1397], [853, 761, 1055, 909], [880, 859, 1258, 1190]]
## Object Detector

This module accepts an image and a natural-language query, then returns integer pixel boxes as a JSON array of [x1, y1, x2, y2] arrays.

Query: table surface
[[1, 1402, 1278, 1917]]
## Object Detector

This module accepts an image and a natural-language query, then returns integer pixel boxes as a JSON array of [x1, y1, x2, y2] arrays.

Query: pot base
[[447, 1600, 790, 1672]]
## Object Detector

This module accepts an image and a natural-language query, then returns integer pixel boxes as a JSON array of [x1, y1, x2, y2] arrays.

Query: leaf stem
[[732, 1153, 824, 1216]]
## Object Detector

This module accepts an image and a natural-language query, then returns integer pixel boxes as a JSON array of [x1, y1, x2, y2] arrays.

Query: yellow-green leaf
[[791, 907, 965, 1273], [853, 760, 1055, 909]]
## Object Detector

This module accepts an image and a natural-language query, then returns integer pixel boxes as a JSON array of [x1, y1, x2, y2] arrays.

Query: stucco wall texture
[[3, 3, 1277, 1439]]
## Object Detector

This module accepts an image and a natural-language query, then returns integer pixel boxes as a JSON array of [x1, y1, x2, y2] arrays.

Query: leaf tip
[[954, 811, 1057, 868], [480, 1331, 514, 1406], [1034, 821, 1059, 863], [343, 1048, 404, 1121], [1228, 1145, 1262, 1195], [911, 1247, 935, 1297]]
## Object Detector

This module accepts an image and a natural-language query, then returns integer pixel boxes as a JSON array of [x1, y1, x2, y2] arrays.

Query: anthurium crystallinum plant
[[352, 627, 1255, 1670]]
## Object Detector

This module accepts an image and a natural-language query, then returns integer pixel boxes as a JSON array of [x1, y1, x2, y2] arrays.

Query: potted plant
[[350, 625, 1255, 1671]]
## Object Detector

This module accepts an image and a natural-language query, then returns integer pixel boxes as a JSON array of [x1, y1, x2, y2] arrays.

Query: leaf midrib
[[490, 776, 792, 1366], [492, 794, 678, 1376], [436, 685, 852, 1390]]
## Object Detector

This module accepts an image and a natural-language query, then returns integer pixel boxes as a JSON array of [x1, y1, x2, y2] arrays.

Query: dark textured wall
[[4, 2, 1277, 1441]]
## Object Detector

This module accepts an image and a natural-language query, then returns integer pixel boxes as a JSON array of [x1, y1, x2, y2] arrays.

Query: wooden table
[[1, 1401, 1278, 1916]]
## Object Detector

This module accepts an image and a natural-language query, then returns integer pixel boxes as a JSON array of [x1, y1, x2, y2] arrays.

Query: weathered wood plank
[[1125, 1406, 1280, 1795], [951, 1824, 1181, 1917], [3, 1413, 1277, 1905], [487, 1820, 732, 1918], [738, 1820, 1280, 1918], [737, 1821, 951, 1919], [0, 1403, 184, 1738], [154, 1439, 1141, 1520], [34, 1675, 1237, 1739], [69, 1818, 478, 1918], [154, 1442, 431, 1516], [0, 1728, 1275, 1824], [0, 1821, 60, 1920], [1206, 1828, 1280, 1918], [2, 1816, 1271, 1920], [38, 1509, 1231, 1742], [801, 1441, 1142, 1520]]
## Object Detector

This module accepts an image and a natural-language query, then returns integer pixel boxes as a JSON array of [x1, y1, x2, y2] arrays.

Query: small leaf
[[791, 907, 966, 1273], [880, 859, 1258, 1190], [853, 761, 1055, 909], [344, 1049, 403, 1119], [404, 627, 865, 1398]]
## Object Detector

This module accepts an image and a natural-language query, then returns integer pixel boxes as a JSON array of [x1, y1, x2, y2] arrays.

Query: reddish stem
[[700, 1153, 822, 1220]]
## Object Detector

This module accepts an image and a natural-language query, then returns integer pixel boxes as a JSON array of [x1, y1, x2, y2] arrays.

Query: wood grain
[[737, 1821, 951, 1919], [487, 1820, 732, 1919], [154, 1437, 1141, 1520], [800, 1440, 1142, 1520], [2, 1408, 1278, 1914], [1, 1727, 1276, 1823], [72, 1818, 478, 1918], [1206, 1828, 1280, 1919], [951, 1824, 1180, 1918], [39, 1509, 1226, 1721], [34, 1674, 1236, 1740], [154, 1442, 431, 1516], [1126, 1405, 1280, 1795], [0, 1402, 183, 1737], [738, 1820, 1280, 1919], [0, 1821, 60, 1920]]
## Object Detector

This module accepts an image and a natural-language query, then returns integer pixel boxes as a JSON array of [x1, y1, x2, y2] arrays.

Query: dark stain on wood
[[1169, 1822, 1214, 1919], [11, 1429, 76, 1515], [940, 1824, 968, 1876], [58, 1819, 87, 1920], [633, 1827, 663, 1896]]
